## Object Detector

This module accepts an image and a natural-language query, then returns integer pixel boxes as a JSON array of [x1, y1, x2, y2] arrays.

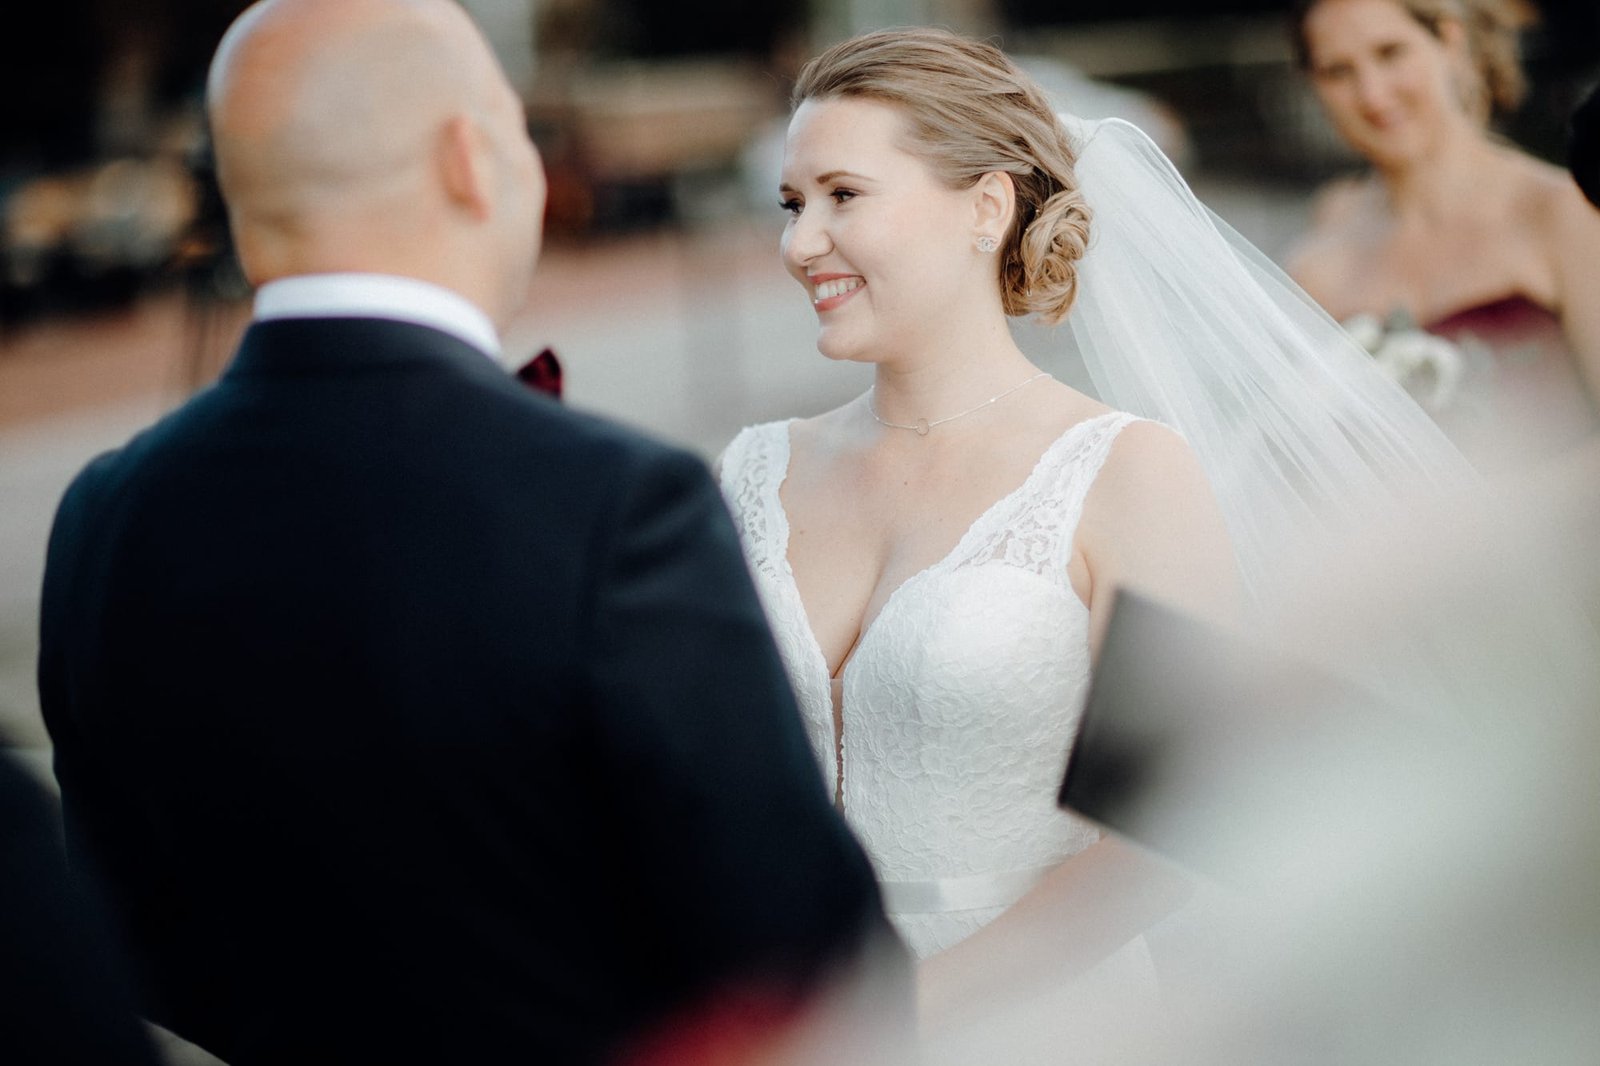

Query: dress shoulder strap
[[1041, 410, 1157, 572], [960, 411, 1153, 580], [716, 420, 793, 572]]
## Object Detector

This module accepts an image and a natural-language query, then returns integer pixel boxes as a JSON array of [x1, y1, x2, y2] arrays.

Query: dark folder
[[1059, 589, 1381, 876]]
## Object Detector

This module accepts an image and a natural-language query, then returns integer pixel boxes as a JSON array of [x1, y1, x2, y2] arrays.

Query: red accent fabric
[[1425, 295, 1562, 347], [516, 347, 563, 399], [616, 988, 809, 1066]]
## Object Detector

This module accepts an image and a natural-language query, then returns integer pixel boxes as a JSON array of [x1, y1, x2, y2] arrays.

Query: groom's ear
[[971, 171, 1016, 233], [438, 113, 493, 221]]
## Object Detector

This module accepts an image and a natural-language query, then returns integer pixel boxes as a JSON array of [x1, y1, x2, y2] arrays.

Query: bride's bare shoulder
[[786, 396, 869, 456], [1079, 418, 1239, 615], [1098, 419, 1206, 495], [1081, 418, 1224, 548]]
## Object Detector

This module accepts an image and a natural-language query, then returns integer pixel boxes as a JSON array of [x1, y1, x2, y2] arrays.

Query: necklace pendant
[[914, 418, 930, 436]]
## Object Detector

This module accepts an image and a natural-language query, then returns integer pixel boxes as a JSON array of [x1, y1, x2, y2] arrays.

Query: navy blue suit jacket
[[39, 317, 887, 1064], [0, 750, 161, 1064]]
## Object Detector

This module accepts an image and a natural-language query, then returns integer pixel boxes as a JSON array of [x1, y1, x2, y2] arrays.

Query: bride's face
[[779, 96, 988, 365], [1302, 0, 1471, 167]]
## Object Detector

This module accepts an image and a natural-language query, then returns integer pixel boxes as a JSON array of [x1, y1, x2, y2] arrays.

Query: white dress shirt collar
[[253, 274, 502, 361]]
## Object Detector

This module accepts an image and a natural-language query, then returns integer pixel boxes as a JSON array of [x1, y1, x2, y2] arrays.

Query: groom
[[38, 1, 896, 1063]]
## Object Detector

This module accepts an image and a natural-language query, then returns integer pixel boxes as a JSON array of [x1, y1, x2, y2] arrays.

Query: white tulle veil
[[1043, 115, 1479, 598]]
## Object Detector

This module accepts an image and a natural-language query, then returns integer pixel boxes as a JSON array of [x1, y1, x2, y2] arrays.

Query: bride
[[718, 27, 1471, 1045]]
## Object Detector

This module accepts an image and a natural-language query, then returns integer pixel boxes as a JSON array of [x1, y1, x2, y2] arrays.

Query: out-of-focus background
[[1, 0, 1596, 757]]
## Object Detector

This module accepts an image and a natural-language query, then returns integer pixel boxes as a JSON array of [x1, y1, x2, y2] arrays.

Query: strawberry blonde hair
[[792, 28, 1090, 324]]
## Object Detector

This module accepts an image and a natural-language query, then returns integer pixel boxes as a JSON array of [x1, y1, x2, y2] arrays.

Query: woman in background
[[1285, 0, 1600, 470]]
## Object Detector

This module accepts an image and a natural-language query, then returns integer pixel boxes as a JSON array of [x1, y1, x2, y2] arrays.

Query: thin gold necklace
[[868, 371, 1052, 436]]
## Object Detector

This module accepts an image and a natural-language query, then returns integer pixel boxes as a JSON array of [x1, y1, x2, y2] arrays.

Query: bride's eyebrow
[[779, 170, 875, 193]]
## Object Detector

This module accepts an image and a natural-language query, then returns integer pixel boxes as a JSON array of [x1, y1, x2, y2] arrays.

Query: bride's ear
[[971, 171, 1016, 241]]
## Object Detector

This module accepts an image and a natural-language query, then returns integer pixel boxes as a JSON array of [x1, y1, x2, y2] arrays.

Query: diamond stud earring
[[976, 235, 999, 253]]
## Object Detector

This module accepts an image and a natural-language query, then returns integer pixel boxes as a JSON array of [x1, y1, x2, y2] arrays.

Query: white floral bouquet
[[1343, 310, 1464, 413]]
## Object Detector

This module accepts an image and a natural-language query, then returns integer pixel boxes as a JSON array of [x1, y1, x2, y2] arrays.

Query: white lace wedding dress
[[719, 409, 1157, 987]]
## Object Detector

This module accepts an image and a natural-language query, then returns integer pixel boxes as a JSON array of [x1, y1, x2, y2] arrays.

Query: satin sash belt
[[880, 864, 1054, 915]]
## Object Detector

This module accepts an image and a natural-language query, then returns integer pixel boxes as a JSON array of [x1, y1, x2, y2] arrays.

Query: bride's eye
[[779, 197, 803, 215], [830, 188, 857, 204]]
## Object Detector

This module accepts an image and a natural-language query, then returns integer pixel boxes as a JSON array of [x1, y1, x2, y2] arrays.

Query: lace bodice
[[719, 410, 1143, 958]]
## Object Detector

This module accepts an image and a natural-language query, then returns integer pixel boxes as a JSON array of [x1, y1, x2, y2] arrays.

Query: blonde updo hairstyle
[[1292, 0, 1528, 123], [792, 28, 1090, 325]]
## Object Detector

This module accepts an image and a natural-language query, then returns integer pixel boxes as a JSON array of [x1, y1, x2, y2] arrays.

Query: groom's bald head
[[207, 0, 544, 323]]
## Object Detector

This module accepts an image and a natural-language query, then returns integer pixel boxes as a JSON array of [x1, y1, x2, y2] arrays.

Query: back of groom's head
[[206, 0, 546, 328]]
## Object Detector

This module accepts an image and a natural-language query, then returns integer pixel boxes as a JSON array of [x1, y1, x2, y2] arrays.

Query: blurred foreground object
[[1059, 590, 1389, 881], [1039, 450, 1600, 1064]]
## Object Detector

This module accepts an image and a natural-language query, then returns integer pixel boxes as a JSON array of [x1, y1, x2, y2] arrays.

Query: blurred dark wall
[[1, 0, 250, 167], [1004, 0, 1284, 18], [132, 0, 254, 104], [589, 0, 806, 59], [1, 3, 105, 167], [1001, 1, 1599, 176], [1003, 0, 1600, 76], [1006, 0, 1597, 42]]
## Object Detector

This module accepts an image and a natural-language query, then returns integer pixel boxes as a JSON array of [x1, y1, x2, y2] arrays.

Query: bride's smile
[[810, 273, 865, 309]]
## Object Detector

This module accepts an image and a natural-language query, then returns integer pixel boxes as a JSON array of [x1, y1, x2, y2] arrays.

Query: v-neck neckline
[[770, 409, 1120, 688]]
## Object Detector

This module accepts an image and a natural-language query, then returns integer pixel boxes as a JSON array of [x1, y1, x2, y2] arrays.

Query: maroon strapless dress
[[1424, 295, 1597, 472]]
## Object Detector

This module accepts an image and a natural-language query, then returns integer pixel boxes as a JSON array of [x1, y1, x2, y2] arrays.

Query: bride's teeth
[[814, 278, 861, 302]]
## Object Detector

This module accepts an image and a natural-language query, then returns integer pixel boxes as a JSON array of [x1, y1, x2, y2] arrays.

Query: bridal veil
[[1044, 115, 1479, 598]]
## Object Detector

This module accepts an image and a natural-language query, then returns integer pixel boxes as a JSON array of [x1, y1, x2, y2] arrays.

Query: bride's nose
[[782, 206, 832, 270]]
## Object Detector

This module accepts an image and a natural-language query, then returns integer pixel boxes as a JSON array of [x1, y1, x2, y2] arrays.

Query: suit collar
[[223, 317, 513, 386], [253, 274, 501, 361]]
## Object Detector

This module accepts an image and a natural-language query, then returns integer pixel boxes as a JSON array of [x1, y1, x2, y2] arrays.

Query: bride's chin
[[814, 339, 862, 364], [814, 329, 877, 366]]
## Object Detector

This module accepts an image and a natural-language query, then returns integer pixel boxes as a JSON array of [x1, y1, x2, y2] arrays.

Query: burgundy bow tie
[[515, 347, 563, 400]]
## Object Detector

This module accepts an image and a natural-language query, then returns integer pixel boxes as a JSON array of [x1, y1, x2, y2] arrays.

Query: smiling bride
[[718, 27, 1235, 1035], [717, 25, 1472, 1055]]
